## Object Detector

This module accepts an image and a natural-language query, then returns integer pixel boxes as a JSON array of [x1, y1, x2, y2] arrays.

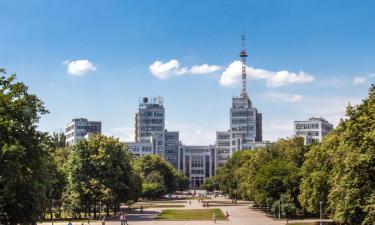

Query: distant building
[[180, 145, 215, 188], [215, 35, 264, 170], [135, 97, 165, 156], [294, 117, 333, 144], [164, 130, 180, 169], [126, 97, 180, 170], [65, 118, 101, 145]]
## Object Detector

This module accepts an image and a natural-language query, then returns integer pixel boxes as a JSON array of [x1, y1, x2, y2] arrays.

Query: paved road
[[41, 197, 327, 225]]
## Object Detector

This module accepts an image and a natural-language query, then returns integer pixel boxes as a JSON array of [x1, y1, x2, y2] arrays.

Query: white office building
[[65, 118, 101, 146], [294, 117, 333, 144], [180, 145, 216, 188]]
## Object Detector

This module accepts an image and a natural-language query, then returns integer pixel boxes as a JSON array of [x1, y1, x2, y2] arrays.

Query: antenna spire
[[240, 34, 248, 98]]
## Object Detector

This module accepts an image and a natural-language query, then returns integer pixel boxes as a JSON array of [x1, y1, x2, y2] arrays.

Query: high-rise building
[[164, 130, 180, 169], [136, 97, 165, 156], [65, 118, 101, 145], [294, 117, 333, 144], [215, 35, 263, 169]]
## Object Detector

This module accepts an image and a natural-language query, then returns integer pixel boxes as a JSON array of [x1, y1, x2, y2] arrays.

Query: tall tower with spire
[[240, 34, 248, 98], [215, 35, 263, 169]]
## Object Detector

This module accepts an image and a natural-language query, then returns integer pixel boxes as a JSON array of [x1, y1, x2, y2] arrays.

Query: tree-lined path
[[39, 195, 329, 225]]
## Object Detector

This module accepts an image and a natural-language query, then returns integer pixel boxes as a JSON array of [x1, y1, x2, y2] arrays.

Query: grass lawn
[[144, 204, 185, 208], [156, 209, 225, 221]]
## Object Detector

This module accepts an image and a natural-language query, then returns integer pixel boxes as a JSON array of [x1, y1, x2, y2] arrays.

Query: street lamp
[[51, 199, 55, 225], [319, 201, 323, 225], [99, 202, 102, 220]]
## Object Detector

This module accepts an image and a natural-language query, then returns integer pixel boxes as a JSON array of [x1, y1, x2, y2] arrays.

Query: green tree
[[201, 177, 219, 192], [176, 171, 190, 192], [134, 154, 179, 197], [64, 134, 141, 218], [252, 159, 300, 211], [0, 69, 51, 224], [299, 84, 375, 225]]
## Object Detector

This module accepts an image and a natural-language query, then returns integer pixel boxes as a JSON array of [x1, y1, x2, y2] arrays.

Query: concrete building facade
[[294, 117, 333, 144], [180, 145, 215, 189], [136, 97, 165, 156], [65, 118, 101, 146]]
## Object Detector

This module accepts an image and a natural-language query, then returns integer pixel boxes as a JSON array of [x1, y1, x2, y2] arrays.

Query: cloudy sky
[[1, 1, 374, 145]]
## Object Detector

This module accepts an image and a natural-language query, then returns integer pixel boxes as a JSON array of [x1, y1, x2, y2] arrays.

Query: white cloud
[[167, 121, 226, 145], [106, 127, 135, 142], [149, 59, 221, 79], [219, 60, 314, 87], [64, 59, 96, 76], [369, 73, 375, 78], [149, 59, 185, 79], [263, 120, 294, 141], [353, 76, 367, 85], [190, 64, 222, 74]]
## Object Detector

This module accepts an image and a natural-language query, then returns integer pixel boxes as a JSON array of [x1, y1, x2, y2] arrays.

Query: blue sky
[[1, 0, 374, 144]]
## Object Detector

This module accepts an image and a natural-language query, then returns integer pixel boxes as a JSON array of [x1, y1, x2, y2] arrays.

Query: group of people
[[120, 212, 129, 225]]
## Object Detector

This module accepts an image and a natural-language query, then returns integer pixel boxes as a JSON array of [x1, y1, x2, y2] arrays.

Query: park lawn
[[156, 209, 224, 221], [145, 204, 185, 208]]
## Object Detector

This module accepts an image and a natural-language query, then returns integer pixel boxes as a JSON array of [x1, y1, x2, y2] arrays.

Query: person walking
[[225, 211, 230, 221], [124, 213, 129, 225], [68, 221, 72, 225], [213, 212, 216, 223], [120, 213, 124, 225]]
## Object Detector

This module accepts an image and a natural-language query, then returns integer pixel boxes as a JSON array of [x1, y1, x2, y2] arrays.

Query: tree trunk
[[94, 202, 97, 219], [106, 204, 110, 217]]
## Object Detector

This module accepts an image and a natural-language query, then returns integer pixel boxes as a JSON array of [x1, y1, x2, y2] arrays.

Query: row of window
[[217, 134, 230, 139], [232, 119, 253, 124], [231, 126, 254, 131], [139, 112, 164, 117], [296, 123, 319, 129], [140, 119, 163, 124], [140, 126, 164, 131], [296, 131, 320, 136], [232, 111, 254, 117]]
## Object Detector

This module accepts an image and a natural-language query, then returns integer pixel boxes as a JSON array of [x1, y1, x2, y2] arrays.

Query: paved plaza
[[40, 196, 329, 225]]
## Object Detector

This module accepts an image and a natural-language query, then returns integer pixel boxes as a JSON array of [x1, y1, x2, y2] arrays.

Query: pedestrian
[[189, 200, 191, 205], [68, 221, 72, 225], [225, 211, 230, 221], [213, 212, 216, 223], [124, 213, 129, 225], [120, 213, 124, 225], [140, 205, 144, 213]]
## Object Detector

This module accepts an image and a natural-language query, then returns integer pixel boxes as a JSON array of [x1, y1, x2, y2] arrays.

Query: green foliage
[[176, 171, 190, 191], [299, 84, 375, 225], [214, 137, 305, 212], [135, 154, 179, 198], [253, 159, 300, 210], [64, 134, 141, 215], [201, 177, 219, 192], [271, 193, 297, 218], [142, 182, 165, 199], [0, 69, 51, 224]]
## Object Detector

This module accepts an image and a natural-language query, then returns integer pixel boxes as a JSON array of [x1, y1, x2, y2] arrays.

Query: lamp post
[[51, 199, 55, 225], [99, 202, 102, 220], [319, 201, 323, 225], [278, 200, 281, 220]]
